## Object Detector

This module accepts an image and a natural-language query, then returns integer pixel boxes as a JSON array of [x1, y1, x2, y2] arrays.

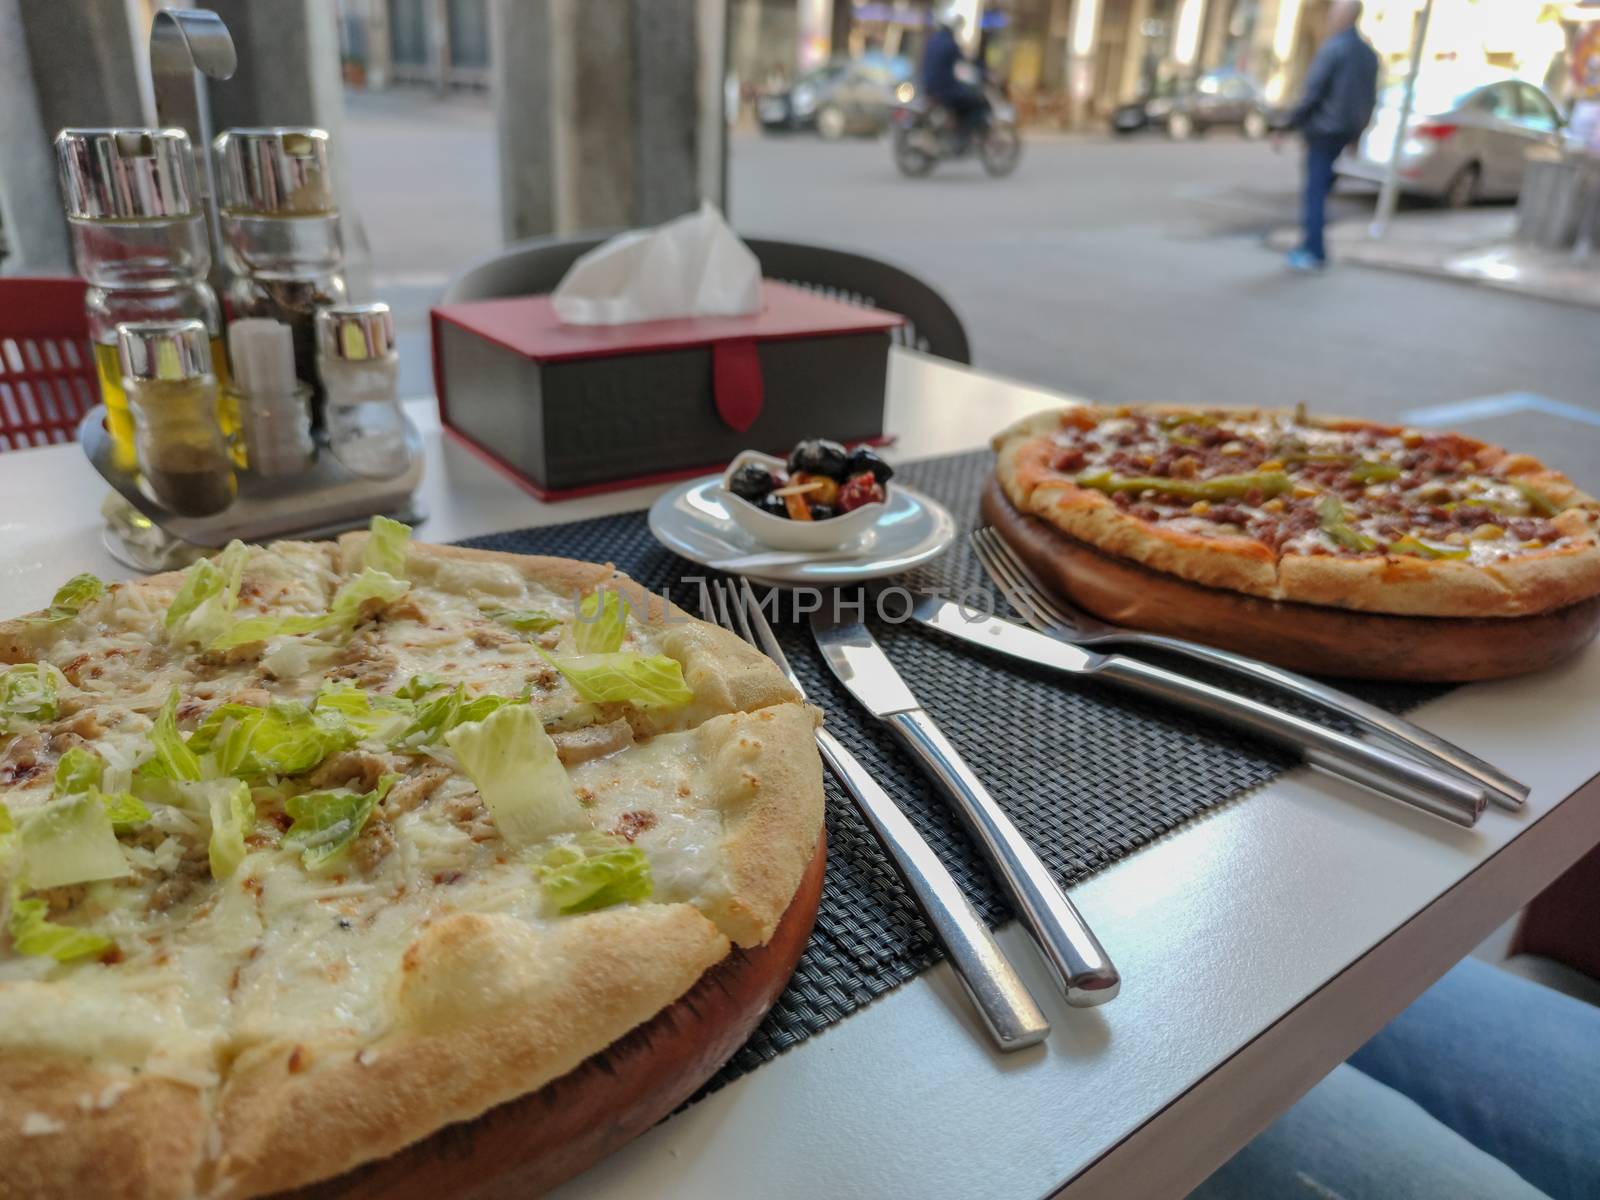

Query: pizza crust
[[0, 1059, 208, 1200], [994, 405, 1600, 618], [1023, 483, 1279, 596], [209, 904, 729, 1197]]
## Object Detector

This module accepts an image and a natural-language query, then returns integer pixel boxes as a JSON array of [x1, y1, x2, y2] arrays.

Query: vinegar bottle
[[54, 129, 232, 470]]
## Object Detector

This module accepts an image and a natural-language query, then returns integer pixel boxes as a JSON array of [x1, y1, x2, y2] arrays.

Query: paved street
[[343, 90, 1597, 440]]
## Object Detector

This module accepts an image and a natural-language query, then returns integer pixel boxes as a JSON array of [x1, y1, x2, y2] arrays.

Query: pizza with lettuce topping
[[994, 406, 1600, 617], [0, 518, 823, 1198]]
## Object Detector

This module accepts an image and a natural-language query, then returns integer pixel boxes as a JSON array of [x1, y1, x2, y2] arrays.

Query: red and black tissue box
[[430, 281, 904, 499]]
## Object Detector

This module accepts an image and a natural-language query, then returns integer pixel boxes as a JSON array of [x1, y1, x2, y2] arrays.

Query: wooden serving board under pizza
[[989, 406, 1600, 681], [0, 520, 826, 1198]]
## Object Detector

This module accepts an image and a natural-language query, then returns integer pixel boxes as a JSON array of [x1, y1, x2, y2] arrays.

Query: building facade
[[334, 0, 1581, 125]]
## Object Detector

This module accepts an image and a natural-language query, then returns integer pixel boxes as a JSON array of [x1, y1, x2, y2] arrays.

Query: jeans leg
[[1187, 1064, 1552, 1200], [1349, 958, 1600, 1200], [1301, 138, 1337, 262]]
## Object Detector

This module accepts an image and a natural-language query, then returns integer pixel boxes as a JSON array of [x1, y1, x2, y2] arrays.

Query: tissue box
[[431, 281, 903, 498]]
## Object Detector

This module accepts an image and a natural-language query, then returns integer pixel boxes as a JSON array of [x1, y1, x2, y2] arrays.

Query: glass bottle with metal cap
[[118, 319, 236, 517], [213, 127, 347, 428], [317, 302, 408, 479], [54, 128, 231, 471]]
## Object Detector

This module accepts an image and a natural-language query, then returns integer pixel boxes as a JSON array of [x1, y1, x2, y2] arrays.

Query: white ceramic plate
[[647, 474, 958, 585]]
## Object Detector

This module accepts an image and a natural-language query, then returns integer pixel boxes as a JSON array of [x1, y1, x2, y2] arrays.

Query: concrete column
[[1263, 0, 1304, 102], [429, 0, 451, 94], [493, 0, 727, 240], [1172, 0, 1206, 78], [366, 0, 393, 89], [491, 0, 556, 241], [1065, 0, 1103, 128], [0, 0, 147, 272], [1117, 0, 1153, 102], [1199, 0, 1232, 71]]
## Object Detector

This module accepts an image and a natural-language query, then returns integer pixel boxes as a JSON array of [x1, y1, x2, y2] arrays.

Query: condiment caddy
[[51, 7, 423, 559], [80, 403, 424, 552]]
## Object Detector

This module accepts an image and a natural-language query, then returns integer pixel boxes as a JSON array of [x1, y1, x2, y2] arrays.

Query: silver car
[[1338, 77, 1567, 207]]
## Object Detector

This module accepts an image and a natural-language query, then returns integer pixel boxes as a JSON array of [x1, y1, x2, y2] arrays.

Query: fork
[[701, 577, 1051, 1052], [971, 529, 1528, 812]]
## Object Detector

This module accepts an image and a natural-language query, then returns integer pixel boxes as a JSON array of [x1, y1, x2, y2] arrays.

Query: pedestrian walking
[[1279, 0, 1379, 272]]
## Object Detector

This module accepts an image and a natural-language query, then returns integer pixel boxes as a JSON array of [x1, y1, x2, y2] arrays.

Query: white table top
[[4, 350, 1598, 1200]]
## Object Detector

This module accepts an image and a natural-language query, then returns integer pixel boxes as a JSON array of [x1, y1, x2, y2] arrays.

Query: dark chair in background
[[442, 233, 971, 364]]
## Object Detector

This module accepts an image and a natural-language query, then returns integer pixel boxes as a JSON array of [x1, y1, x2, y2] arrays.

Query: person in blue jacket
[[921, 10, 988, 145], [1281, 0, 1379, 271]]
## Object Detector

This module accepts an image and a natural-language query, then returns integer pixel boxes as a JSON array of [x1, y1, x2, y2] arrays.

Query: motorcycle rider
[[920, 7, 988, 147]]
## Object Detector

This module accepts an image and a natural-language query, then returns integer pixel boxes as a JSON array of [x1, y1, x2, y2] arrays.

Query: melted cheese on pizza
[[0, 538, 746, 1089]]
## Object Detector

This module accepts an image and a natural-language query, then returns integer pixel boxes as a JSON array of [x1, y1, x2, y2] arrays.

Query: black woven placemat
[[457, 449, 1446, 1098]]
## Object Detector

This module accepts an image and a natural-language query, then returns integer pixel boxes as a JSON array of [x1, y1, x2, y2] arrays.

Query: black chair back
[[442, 233, 971, 364]]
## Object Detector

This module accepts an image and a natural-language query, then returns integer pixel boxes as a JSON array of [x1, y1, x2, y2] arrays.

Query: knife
[[810, 607, 1121, 1007], [909, 596, 1487, 828]]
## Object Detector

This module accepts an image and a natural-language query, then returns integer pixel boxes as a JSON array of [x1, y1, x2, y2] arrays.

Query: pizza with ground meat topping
[[994, 406, 1600, 617], [0, 519, 823, 1198]]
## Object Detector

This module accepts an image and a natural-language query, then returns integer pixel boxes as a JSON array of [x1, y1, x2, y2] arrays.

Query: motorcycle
[[890, 83, 1022, 178]]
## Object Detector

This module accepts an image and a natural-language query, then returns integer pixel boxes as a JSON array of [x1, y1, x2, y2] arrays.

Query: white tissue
[[551, 200, 761, 325]]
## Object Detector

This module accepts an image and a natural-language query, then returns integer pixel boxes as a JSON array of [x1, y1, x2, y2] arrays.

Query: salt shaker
[[117, 320, 236, 517], [227, 319, 315, 477], [316, 302, 408, 479]]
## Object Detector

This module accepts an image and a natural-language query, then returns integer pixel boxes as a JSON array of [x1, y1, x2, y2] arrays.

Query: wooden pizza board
[[288, 833, 827, 1199], [982, 479, 1600, 682]]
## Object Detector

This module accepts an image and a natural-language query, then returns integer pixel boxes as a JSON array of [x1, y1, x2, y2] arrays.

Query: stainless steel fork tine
[[972, 532, 1053, 633], [712, 578, 738, 635], [696, 577, 716, 624], [724, 580, 759, 645], [984, 534, 1081, 631]]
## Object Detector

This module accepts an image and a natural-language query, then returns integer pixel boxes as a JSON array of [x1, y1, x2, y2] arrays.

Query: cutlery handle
[[1094, 656, 1486, 828], [885, 710, 1121, 1007], [816, 730, 1050, 1050], [1122, 631, 1527, 810]]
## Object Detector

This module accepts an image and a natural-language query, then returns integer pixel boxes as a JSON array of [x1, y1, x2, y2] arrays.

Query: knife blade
[[909, 596, 1486, 827], [810, 606, 1121, 1007]]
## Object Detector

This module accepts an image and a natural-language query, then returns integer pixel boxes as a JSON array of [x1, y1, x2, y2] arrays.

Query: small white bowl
[[719, 449, 892, 552]]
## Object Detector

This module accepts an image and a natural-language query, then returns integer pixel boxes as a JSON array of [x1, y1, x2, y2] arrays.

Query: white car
[[1338, 77, 1568, 207]]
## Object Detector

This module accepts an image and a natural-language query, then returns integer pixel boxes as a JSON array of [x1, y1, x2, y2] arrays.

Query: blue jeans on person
[[1300, 134, 1350, 264], [1189, 957, 1600, 1199]]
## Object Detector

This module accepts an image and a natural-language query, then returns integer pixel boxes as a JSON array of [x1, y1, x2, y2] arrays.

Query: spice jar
[[226, 319, 314, 478], [118, 320, 236, 517], [54, 129, 231, 471], [213, 127, 347, 428], [317, 303, 409, 479]]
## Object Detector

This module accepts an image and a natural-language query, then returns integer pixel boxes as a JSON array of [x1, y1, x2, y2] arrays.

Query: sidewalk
[[1267, 209, 1600, 310]]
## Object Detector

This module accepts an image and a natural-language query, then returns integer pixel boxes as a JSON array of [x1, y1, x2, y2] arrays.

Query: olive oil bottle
[[56, 129, 232, 470]]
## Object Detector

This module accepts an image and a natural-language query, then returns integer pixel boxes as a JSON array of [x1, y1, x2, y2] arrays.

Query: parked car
[[757, 57, 912, 140], [1337, 76, 1567, 207], [1112, 70, 1273, 140]]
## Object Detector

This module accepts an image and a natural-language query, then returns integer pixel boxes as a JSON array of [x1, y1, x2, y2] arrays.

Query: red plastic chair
[[0, 276, 98, 452]]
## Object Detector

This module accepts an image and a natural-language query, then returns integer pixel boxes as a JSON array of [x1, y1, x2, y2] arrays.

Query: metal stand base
[[79, 405, 427, 553]]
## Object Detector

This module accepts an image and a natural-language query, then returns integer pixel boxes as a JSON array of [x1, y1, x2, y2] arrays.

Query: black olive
[[846, 446, 894, 484], [757, 493, 790, 518], [787, 439, 849, 479], [808, 503, 838, 521], [729, 463, 777, 502]]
